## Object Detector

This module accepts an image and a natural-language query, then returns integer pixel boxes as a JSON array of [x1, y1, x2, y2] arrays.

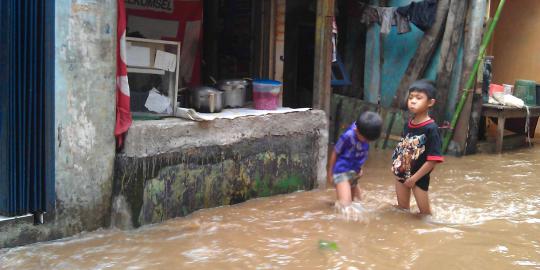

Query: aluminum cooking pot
[[216, 79, 249, 108], [190, 86, 223, 113]]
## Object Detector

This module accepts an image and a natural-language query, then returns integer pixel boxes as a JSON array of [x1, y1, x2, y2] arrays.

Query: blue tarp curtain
[[0, 0, 54, 217]]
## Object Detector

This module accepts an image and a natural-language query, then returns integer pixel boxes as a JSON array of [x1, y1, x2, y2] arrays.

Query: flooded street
[[2, 147, 540, 269]]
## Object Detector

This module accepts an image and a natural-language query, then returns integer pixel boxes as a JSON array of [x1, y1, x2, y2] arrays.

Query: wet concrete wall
[[114, 111, 328, 227], [0, 0, 117, 248]]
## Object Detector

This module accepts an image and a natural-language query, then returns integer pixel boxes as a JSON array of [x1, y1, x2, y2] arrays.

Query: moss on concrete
[[115, 134, 318, 226]]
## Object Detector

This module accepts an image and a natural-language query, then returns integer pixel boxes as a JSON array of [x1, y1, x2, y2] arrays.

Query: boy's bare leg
[[351, 185, 362, 201], [395, 181, 411, 210], [335, 181, 353, 206], [412, 186, 431, 215]]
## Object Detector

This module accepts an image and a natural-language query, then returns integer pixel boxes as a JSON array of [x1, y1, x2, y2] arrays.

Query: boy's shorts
[[333, 170, 360, 186], [398, 175, 430, 191]]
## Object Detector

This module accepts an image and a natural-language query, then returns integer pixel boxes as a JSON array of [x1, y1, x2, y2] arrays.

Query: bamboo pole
[[442, 0, 506, 153]]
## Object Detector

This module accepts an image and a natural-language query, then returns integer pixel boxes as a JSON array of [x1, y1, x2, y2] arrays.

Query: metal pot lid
[[190, 86, 221, 95], [217, 79, 249, 86]]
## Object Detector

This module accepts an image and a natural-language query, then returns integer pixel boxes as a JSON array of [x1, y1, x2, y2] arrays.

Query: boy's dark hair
[[356, 111, 383, 141], [408, 79, 436, 99]]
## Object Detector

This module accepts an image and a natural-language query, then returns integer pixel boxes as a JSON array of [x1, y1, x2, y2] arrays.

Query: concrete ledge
[[123, 110, 328, 187], [115, 110, 328, 227], [124, 110, 327, 156]]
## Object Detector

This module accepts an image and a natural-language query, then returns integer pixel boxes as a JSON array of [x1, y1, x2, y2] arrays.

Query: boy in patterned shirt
[[392, 80, 444, 215]]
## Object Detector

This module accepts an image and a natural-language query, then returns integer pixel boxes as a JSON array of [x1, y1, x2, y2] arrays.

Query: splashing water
[[110, 195, 133, 230], [334, 202, 372, 223]]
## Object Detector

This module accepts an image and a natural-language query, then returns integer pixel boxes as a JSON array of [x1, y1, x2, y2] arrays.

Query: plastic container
[[252, 79, 282, 110], [489, 84, 504, 97], [514, 79, 537, 106], [502, 84, 513, 95]]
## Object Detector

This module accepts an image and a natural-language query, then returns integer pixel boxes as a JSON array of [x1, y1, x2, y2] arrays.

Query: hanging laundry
[[360, 6, 379, 24], [396, 0, 438, 32], [394, 10, 411, 34], [375, 7, 411, 35], [332, 17, 338, 63], [376, 7, 395, 35]]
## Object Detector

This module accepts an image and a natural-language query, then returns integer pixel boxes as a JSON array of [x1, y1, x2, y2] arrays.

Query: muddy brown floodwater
[[2, 147, 540, 269]]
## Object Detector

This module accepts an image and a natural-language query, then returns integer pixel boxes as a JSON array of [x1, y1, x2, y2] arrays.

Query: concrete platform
[[114, 110, 328, 227]]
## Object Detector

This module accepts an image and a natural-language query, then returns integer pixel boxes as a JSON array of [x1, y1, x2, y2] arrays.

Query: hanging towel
[[115, 0, 132, 148], [332, 17, 338, 62], [376, 7, 395, 35], [375, 7, 411, 35], [360, 6, 380, 24], [395, 10, 411, 34], [397, 0, 438, 32]]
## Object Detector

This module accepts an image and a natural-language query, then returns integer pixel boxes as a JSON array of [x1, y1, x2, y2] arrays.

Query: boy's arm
[[327, 149, 337, 187], [404, 161, 437, 188]]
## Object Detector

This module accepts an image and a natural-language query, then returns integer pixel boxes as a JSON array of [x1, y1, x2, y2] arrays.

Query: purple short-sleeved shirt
[[333, 123, 369, 175]]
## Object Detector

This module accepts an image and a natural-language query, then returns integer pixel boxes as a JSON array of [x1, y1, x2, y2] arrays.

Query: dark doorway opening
[[282, 0, 316, 108]]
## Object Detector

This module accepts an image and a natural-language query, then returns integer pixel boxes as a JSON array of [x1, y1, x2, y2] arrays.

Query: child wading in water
[[392, 80, 444, 215], [328, 111, 382, 207]]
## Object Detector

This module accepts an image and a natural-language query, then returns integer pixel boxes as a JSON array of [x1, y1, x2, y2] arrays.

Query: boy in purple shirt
[[327, 111, 383, 206]]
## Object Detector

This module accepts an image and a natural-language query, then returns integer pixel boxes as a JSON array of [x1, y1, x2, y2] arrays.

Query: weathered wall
[[54, 0, 117, 235], [0, 0, 117, 248], [114, 111, 328, 227], [489, 0, 540, 84]]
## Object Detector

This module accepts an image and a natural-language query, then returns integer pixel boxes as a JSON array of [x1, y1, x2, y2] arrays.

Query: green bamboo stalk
[[442, 0, 506, 153]]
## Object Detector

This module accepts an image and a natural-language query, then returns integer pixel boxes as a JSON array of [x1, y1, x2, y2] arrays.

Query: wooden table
[[482, 104, 540, 153]]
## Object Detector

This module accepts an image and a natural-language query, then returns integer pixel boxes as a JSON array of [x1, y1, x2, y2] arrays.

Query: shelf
[[124, 37, 181, 116], [132, 112, 169, 121], [126, 36, 180, 46], [127, 67, 166, 75]]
